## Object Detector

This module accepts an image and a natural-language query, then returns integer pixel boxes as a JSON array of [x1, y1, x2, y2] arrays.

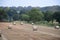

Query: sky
[[0, 0, 60, 7]]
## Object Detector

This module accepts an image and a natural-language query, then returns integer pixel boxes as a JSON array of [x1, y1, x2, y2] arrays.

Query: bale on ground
[[32, 23, 34, 25], [55, 26, 60, 29], [8, 25, 12, 29], [13, 22, 16, 25], [32, 25, 38, 31], [20, 22, 23, 25]]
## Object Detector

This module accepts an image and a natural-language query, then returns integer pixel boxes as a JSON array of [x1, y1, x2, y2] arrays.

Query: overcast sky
[[0, 0, 60, 7]]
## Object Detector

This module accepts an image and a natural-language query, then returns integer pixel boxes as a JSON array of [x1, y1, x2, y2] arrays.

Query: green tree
[[53, 12, 60, 23], [0, 8, 8, 21], [5, 8, 17, 21], [44, 11, 53, 22], [21, 14, 30, 22], [27, 8, 44, 23], [13, 14, 19, 20]]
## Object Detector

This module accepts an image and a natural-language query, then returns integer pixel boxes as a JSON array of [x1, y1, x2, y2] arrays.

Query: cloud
[[0, 0, 60, 7]]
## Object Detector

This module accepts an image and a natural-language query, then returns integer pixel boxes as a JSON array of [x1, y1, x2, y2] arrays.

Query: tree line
[[0, 7, 60, 24]]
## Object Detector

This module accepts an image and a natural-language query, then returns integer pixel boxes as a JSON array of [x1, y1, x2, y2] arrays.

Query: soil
[[0, 22, 60, 40]]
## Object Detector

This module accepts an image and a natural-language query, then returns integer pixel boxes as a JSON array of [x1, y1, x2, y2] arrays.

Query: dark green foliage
[[44, 11, 53, 22], [21, 14, 30, 22], [53, 12, 60, 23], [0, 6, 60, 25], [0, 8, 8, 21], [27, 8, 44, 23], [13, 14, 19, 20]]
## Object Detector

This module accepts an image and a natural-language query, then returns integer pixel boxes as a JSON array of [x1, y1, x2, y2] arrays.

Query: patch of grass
[[34, 21, 56, 27], [11, 21, 60, 27]]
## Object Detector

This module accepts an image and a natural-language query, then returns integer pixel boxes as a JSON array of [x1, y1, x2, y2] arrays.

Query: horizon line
[[0, 5, 60, 7]]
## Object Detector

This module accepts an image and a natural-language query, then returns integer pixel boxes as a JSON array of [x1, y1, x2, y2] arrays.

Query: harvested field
[[0, 22, 60, 40]]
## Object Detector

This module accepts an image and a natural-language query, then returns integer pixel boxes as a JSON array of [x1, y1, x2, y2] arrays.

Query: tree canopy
[[0, 8, 8, 21], [26, 8, 44, 22], [53, 12, 60, 23], [44, 11, 53, 22]]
